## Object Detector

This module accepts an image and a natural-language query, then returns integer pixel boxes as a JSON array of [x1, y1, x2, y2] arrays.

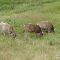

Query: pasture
[[0, 0, 60, 60]]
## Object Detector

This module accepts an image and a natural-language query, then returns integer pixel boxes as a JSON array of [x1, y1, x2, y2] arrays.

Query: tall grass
[[0, 0, 60, 60]]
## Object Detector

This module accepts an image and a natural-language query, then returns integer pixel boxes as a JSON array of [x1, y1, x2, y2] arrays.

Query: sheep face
[[10, 31, 16, 38]]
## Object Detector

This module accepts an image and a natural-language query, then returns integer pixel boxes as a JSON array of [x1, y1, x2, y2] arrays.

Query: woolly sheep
[[37, 21, 54, 33], [0, 22, 16, 38], [24, 23, 43, 36]]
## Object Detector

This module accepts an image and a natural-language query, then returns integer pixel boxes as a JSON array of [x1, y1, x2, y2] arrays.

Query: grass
[[0, 0, 60, 60]]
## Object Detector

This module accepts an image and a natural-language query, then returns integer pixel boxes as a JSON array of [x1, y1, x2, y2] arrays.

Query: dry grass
[[0, 0, 60, 60]]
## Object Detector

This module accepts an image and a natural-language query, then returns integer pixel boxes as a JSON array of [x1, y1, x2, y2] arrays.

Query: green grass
[[0, 0, 60, 60]]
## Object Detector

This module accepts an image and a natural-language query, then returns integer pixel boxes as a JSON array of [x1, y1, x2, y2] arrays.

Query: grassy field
[[0, 0, 60, 60]]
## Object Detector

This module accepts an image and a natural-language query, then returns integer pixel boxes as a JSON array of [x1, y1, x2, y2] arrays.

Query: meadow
[[0, 0, 60, 60]]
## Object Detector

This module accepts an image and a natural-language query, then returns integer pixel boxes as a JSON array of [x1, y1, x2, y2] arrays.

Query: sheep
[[24, 23, 43, 36], [37, 21, 54, 33], [0, 22, 16, 38]]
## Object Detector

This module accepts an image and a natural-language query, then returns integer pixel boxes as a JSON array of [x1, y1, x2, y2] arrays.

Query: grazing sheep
[[24, 23, 43, 36], [37, 21, 54, 33], [0, 22, 16, 38]]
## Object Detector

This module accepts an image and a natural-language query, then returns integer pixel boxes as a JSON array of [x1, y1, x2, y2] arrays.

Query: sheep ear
[[36, 24, 39, 26], [9, 31, 12, 34]]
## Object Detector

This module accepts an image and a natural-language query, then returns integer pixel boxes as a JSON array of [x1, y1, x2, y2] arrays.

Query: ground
[[0, 0, 60, 60]]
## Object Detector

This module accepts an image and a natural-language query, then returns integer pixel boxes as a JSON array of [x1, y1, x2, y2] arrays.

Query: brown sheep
[[0, 22, 16, 38], [24, 23, 43, 36], [37, 21, 54, 33]]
